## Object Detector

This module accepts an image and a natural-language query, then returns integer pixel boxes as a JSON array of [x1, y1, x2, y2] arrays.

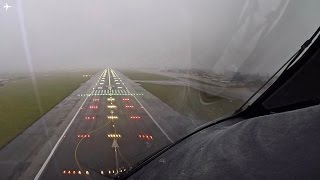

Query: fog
[[0, 0, 319, 74]]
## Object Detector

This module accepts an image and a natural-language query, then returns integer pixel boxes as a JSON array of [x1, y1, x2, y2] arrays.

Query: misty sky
[[0, 0, 319, 74]]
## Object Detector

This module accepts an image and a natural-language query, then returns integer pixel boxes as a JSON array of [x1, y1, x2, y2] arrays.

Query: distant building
[[0, 79, 9, 86]]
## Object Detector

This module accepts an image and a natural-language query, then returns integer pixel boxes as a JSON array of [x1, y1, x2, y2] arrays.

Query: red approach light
[[125, 105, 134, 108], [93, 98, 100, 102], [89, 105, 98, 109], [138, 134, 153, 141], [85, 116, 95, 120], [122, 98, 130, 101], [78, 134, 90, 138], [130, 116, 141, 120]]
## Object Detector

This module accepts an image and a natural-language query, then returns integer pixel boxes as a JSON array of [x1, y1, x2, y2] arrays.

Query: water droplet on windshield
[[159, 158, 165, 163]]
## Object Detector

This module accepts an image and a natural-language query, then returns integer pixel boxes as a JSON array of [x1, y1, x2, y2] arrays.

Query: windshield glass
[[0, 0, 319, 179]]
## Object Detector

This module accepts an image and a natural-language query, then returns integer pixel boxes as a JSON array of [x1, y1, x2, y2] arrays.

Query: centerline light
[[107, 105, 117, 109], [107, 116, 118, 119], [107, 134, 122, 138], [107, 97, 115, 101]]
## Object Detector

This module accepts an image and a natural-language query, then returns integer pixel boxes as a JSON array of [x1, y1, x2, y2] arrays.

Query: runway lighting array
[[85, 116, 95, 120], [82, 75, 93, 77], [138, 134, 153, 141], [122, 98, 130, 101], [63, 170, 77, 175], [125, 105, 134, 108], [107, 134, 122, 138], [107, 105, 117, 109], [78, 93, 144, 96], [89, 105, 98, 109], [92, 98, 99, 102], [62, 170, 89, 175], [78, 134, 90, 138], [107, 167, 127, 175], [107, 97, 115, 101], [107, 116, 118, 119], [130, 116, 141, 120]]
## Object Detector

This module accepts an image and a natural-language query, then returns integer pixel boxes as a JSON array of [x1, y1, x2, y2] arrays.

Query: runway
[[36, 69, 173, 180]]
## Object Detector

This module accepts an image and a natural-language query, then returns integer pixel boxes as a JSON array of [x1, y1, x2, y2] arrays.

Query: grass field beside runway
[[0, 71, 97, 148], [120, 69, 174, 81], [120, 69, 243, 122], [139, 83, 243, 123]]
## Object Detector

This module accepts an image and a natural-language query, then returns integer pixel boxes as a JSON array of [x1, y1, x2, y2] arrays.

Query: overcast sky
[[0, 0, 319, 74]]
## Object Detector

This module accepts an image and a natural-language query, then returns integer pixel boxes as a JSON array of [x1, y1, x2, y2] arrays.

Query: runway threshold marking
[[111, 69, 174, 143], [34, 70, 106, 180]]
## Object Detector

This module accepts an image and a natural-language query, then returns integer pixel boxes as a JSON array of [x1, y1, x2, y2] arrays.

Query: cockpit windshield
[[0, 0, 319, 179]]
